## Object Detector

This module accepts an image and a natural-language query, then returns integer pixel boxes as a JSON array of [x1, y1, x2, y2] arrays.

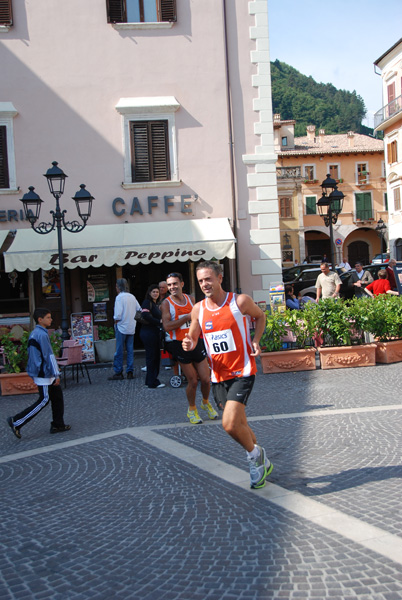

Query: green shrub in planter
[[363, 295, 402, 341]]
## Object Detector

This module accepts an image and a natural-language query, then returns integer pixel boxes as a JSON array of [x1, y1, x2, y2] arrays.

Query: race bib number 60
[[205, 329, 236, 354]]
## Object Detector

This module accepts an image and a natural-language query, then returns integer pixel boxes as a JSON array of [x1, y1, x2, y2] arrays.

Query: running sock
[[247, 445, 259, 460]]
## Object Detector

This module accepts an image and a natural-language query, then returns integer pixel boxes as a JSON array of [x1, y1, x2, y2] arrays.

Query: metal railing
[[276, 166, 302, 179], [374, 94, 402, 129], [354, 209, 374, 222]]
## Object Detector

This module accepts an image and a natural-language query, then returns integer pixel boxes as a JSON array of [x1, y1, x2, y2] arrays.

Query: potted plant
[[363, 295, 402, 364], [259, 309, 316, 374], [94, 325, 116, 363], [316, 298, 376, 370], [0, 330, 38, 395]]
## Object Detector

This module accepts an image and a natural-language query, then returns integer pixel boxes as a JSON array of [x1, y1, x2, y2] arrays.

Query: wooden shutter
[[0, 0, 13, 25], [160, 0, 176, 22], [394, 187, 401, 212], [355, 193, 372, 220], [0, 126, 10, 189], [305, 196, 316, 215], [106, 0, 126, 23], [150, 121, 170, 180], [130, 120, 170, 182]]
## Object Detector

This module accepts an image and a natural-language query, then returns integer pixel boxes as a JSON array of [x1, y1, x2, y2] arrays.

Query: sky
[[267, 0, 402, 130]]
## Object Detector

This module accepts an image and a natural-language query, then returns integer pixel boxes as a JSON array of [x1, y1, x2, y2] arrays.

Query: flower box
[[375, 339, 402, 364], [318, 344, 376, 370], [0, 372, 38, 396], [260, 348, 316, 374]]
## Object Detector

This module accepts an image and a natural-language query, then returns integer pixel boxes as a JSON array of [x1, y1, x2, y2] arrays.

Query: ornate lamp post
[[20, 162, 94, 340], [316, 174, 345, 268], [375, 217, 387, 263]]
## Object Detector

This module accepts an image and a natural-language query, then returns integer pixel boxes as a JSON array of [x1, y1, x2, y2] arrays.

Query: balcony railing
[[276, 166, 302, 179], [374, 94, 402, 129], [354, 209, 374, 222]]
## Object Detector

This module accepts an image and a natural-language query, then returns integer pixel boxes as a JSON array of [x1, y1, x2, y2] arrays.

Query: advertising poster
[[93, 302, 107, 322], [71, 313, 95, 362], [87, 274, 110, 302], [41, 268, 61, 297], [269, 283, 286, 313]]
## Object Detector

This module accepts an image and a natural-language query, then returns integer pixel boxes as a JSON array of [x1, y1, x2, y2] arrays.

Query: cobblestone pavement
[[1, 358, 402, 599]]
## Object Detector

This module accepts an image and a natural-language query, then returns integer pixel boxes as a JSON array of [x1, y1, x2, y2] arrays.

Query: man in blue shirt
[[6, 308, 70, 439]]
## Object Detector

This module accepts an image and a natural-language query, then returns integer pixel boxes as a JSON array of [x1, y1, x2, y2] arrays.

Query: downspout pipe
[[222, 0, 241, 293]]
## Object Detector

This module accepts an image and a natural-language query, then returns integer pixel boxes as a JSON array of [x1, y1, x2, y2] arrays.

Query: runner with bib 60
[[183, 261, 273, 489]]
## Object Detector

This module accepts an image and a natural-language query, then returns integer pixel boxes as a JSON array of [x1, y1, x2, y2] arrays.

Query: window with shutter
[[394, 187, 401, 212], [0, 0, 12, 26], [279, 197, 292, 218], [328, 164, 339, 180], [107, 0, 176, 23], [356, 162, 369, 184], [387, 140, 398, 164], [0, 126, 10, 189], [355, 192, 372, 220], [305, 196, 317, 215], [130, 120, 170, 182]]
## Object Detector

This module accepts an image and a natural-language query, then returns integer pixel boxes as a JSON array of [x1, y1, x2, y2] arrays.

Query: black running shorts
[[165, 338, 207, 364], [212, 375, 255, 408]]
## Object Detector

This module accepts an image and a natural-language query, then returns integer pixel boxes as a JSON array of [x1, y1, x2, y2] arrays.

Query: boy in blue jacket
[[6, 308, 71, 439]]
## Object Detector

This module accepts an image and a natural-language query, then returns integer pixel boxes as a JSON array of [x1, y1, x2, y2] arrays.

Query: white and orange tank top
[[198, 292, 256, 383], [166, 294, 193, 341]]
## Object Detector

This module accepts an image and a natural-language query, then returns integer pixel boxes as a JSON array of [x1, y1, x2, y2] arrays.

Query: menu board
[[71, 313, 95, 363]]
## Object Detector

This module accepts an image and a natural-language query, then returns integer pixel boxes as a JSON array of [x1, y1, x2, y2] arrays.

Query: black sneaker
[[7, 417, 21, 439], [127, 372, 134, 379], [108, 372, 124, 380], [50, 424, 71, 434]]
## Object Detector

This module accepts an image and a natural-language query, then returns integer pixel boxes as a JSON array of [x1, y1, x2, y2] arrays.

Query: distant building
[[374, 39, 402, 260], [274, 115, 387, 266]]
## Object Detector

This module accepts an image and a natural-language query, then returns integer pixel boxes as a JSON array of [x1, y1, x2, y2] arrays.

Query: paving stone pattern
[[1, 358, 402, 599]]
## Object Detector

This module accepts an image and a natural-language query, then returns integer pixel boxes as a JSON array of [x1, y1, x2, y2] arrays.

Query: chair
[[57, 340, 92, 388]]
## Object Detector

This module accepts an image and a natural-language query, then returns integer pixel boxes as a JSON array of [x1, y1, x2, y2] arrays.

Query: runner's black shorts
[[165, 339, 207, 364], [212, 375, 255, 408]]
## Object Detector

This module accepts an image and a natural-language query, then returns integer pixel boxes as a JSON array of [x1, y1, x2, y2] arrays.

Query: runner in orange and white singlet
[[198, 291, 257, 383], [161, 272, 218, 425], [182, 261, 273, 490]]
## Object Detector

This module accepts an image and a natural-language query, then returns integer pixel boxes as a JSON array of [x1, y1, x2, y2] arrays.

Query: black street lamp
[[375, 217, 387, 263], [316, 174, 345, 268], [20, 162, 94, 340]]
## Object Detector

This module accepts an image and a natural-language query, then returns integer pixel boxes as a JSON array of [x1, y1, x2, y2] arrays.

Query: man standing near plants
[[108, 278, 141, 380], [349, 262, 373, 298], [6, 308, 70, 440], [316, 263, 342, 300], [182, 261, 272, 490]]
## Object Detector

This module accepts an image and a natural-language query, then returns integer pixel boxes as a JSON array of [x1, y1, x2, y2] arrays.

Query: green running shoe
[[200, 401, 219, 420]]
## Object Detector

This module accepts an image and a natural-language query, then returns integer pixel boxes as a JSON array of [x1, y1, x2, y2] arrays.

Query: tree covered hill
[[270, 60, 370, 137]]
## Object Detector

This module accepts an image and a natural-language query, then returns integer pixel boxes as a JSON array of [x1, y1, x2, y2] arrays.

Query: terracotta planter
[[260, 348, 316, 374], [375, 339, 402, 364], [318, 344, 376, 370], [0, 372, 38, 396]]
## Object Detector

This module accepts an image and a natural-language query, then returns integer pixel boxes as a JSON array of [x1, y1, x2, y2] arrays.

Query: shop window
[[305, 195, 317, 215], [115, 97, 180, 188], [387, 140, 398, 164], [106, 0, 176, 24], [0, 0, 13, 28], [0, 103, 18, 192], [279, 197, 292, 218]]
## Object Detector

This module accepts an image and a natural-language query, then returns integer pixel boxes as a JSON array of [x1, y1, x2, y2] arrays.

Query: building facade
[[274, 116, 387, 266], [374, 39, 402, 260], [0, 0, 280, 329]]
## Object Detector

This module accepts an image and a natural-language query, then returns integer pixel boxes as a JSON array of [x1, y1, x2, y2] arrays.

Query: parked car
[[282, 263, 322, 283], [299, 263, 400, 300], [371, 253, 390, 264]]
